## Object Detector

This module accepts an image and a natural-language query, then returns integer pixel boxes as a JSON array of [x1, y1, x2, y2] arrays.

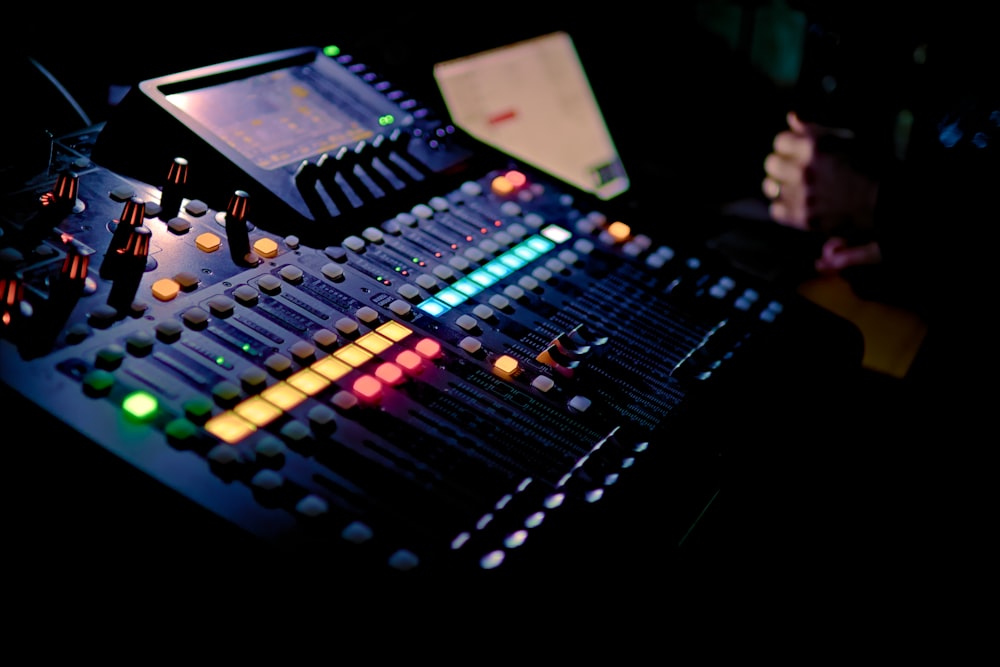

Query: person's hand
[[762, 111, 880, 237], [815, 236, 881, 273]]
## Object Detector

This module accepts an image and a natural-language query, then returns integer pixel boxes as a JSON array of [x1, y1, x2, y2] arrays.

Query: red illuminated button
[[414, 338, 441, 359], [374, 362, 405, 385], [352, 375, 383, 402], [394, 349, 423, 374]]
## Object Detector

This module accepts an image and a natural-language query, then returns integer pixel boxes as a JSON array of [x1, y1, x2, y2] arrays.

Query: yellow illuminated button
[[356, 332, 392, 355], [205, 411, 256, 444], [261, 382, 307, 411], [286, 368, 330, 396], [151, 278, 180, 302], [334, 344, 374, 367], [312, 355, 352, 381], [494, 354, 519, 374], [195, 232, 222, 252], [233, 395, 283, 427], [253, 237, 279, 258], [606, 221, 631, 243], [377, 320, 412, 342], [491, 175, 514, 196]]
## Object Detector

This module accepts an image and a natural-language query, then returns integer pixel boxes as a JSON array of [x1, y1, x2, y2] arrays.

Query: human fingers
[[768, 198, 810, 231], [814, 238, 882, 272], [763, 151, 806, 188]]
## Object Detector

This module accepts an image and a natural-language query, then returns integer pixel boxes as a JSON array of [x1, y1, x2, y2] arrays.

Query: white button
[[411, 203, 434, 219], [531, 267, 552, 282], [532, 375, 555, 392], [356, 306, 379, 323], [472, 304, 494, 320], [429, 196, 449, 211], [460, 181, 483, 197], [432, 265, 455, 281], [459, 337, 482, 354], [464, 248, 485, 263], [448, 256, 470, 271], [416, 274, 438, 290], [343, 235, 365, 252], [456, 314, 478, 331], [488, 294, 510, 310], [362, 227, 384, 243], [321, 262, 344, 280], [503, 285, 525, 300], [389, 300, 412, 316], [500, 201, 522, 217], [397, 283, 420, 300], [568, 395, 592, 412], [518, 276, 539, 291]]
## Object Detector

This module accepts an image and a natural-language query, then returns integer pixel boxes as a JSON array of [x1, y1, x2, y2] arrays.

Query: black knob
[[226, 190, 257, 265], [109, 197, 146, 255], [55, 236, 92, 296], [42, 170, 81, 215]]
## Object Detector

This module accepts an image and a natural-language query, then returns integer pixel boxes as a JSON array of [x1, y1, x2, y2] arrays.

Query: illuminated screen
[[433, 31, 629, 200], [165, 61, 405, 171]]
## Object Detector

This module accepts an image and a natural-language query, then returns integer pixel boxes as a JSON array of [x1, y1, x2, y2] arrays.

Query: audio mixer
[[1, 41, 862, 579]]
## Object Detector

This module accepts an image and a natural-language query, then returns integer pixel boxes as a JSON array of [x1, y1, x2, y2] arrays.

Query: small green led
[[378, 114, 395, 126], [323, 45, 341, 58], [123, 390, 158, 421]]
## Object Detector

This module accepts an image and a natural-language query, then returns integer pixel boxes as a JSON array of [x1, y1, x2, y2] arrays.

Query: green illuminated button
[[123, 390, 158, 421], [82, 369, 115, 397]]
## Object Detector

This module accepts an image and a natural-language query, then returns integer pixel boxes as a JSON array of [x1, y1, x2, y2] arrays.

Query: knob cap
[[226, 190, 256, 265], [109, 197, 146, 254]]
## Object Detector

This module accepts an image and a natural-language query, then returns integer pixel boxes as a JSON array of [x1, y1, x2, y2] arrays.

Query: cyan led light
[[512, 244, 540, 262], [498, 253, 527, 270], [452, 278, 483, 296], [527, 235, 556, 253], [417, 299, 451, 316], [414, 228, 570, 317], [468, 269, 496, 287], [435, 288, 465, 306], [484, 260, 511, 278]]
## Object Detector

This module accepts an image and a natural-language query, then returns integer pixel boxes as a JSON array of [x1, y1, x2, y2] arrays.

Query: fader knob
[[0, 274, 26, 330], [160, 157, 189, 217], [226, 190, 257, 265], [108, 196, 146, 255], [41, 170, 82, 215]]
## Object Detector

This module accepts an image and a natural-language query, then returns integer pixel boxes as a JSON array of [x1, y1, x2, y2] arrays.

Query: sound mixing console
[[1, 43, 862, 579]]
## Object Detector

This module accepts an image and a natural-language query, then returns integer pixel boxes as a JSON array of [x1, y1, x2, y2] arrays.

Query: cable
[[28, 56, 92, 128]]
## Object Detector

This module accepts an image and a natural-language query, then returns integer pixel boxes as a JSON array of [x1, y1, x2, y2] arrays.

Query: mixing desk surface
[[1, 42, 862, 582]]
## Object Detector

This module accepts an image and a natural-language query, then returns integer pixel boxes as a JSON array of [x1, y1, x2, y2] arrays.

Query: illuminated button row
[[203, 320, 439, 445], [415, 225, 570, 317]]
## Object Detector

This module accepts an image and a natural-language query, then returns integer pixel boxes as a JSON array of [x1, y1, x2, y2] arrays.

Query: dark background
[[5, 1, 991, 618]]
